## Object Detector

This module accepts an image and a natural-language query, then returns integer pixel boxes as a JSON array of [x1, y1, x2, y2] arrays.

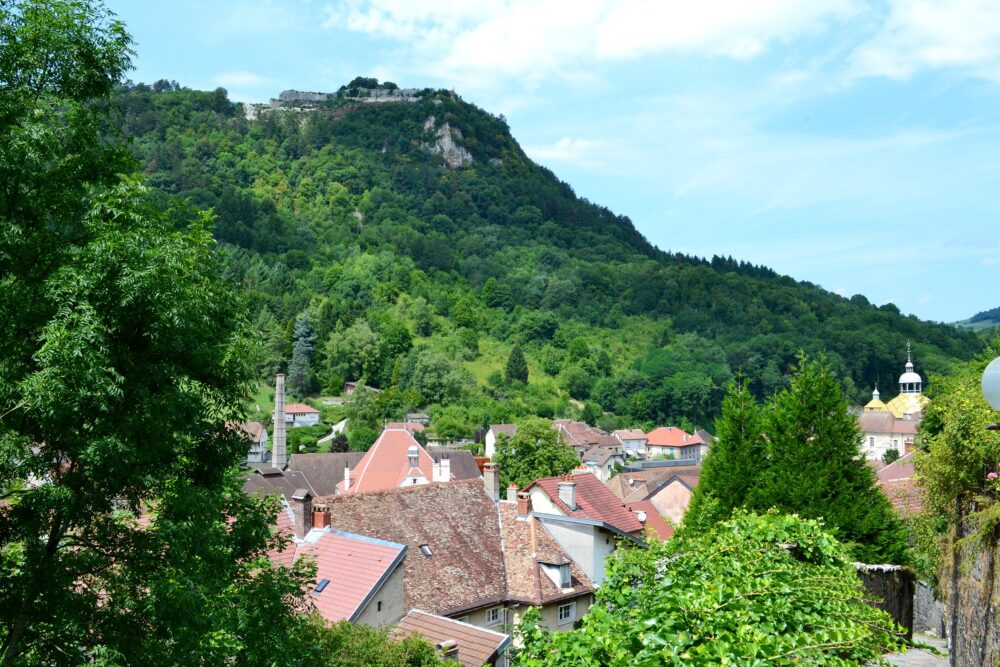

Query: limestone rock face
[[423, 116, 473, 168]]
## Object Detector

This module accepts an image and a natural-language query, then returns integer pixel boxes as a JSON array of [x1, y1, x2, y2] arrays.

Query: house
[[624, 500, 675, 540], [484, 423, 518, 459], [876, 452, 921, 516], [337, 429, 478, 494], [858, 407, 918, 461], [524, 471, 645, 585], [646, 473, 701, 526], [343, 381, 381, 396], [863, 346, 930, 420], [405, 412, 431, 425], [314, 480, 510, 627], [267, 492, 407, 626], [286, 452, 365, 496], [243, 465, 317, 500], [283, 403, 321, 428], [612, 429, 648, 458], [579, 446, 627, 483], [393, 610, 511, 667], [309, 474, 598, 635], [236, 421, 269, 464], [645, 427, 711, 461], [606, 464, 702, 504], [553, 420, 622, 457]]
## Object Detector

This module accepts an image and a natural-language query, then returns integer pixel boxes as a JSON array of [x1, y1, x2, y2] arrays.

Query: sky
[[108, 0, 1000, 323]]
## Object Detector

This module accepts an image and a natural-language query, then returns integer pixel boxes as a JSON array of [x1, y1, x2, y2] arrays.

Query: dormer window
[[408, 445, 419, 468], [559, 563, 571, 588]]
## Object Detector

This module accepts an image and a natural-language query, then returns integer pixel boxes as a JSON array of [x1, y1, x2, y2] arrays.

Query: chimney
[[483, 463, 499, 502], [436, 639, 459, 659], [273, 373, 287, 469], [312, 509, 330, 529], [291, 489, 312, 537], [432, 460, 443, 483], [441, 456, 451, 481], [558, 480, 576, 511], [506, 483, 519, 501], [407, 445, 419, 469], [343, 465, 351, 492], [517, 491, 531, 519]]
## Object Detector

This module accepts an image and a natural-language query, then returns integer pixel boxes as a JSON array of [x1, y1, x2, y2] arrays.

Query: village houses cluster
[[235, 350, 925, 665]]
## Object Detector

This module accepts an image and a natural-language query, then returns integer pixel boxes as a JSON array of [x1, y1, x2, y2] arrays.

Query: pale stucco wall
[[650, 482, 692, 526], [354, 564, 405, 627], [859, 432, 905, 461]]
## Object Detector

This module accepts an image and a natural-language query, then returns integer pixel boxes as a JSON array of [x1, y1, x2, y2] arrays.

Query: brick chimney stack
[[291, 489, 312, 537], [558, 480, 576, 511], [506, 483, 519, 501], [483, 463, 499, 502], [517, 491, 531, 519], [273, 373, 287, 469]]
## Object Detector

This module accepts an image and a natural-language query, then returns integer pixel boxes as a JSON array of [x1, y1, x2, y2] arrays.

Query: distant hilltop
[[243, 77, 449, 120]]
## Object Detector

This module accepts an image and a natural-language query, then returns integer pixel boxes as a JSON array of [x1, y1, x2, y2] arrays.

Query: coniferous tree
[[505, 342, 528, 385], [288, 310, 315, 397], [685, 376, 765, 530], [752, 355, 907, 564]]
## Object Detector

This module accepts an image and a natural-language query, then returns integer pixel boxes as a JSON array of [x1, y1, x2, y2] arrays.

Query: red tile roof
[[527, 472, 643, 534], [489, 423, 518, 438], [267, 499, 298, 569], [339, 429, 436, 494], [314, 480, 507, 615], [613, 429, 647, 441], [393, 610, 510, 667], [236, 421, 265, 440], [876, 452, 922, 515], [385, 421, 425, 434], [646, 426, 693, 447], [297, 530, 406, 623], [625, 501, 675, 540], [497, 501, 593, 605], [284, 403, 319, 414], [553, 420, 610, 447]]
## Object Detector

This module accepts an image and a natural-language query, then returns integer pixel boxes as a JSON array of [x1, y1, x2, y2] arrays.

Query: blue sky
[[109, 0, 1000, 323]]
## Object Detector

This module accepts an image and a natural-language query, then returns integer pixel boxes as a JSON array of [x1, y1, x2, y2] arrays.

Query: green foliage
[[882, 448, 901, 465], [514, 511, 907, 666], [297, 615, 448, 666], [494, 418, 578, 489], [917, 338, 1000, 551], [287, 423, 331, 453], [505, 342, 529, 385], [288, 310, 316, 396], [0, 4, 310, 662], [689, 356, 908, 563], [685, 376, 765, 530]]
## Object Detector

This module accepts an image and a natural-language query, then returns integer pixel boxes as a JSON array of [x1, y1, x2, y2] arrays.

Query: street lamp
[[984, 357, 1000, 430]]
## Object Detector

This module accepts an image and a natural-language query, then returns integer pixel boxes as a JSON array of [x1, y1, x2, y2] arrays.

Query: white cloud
[[983, 257, 1000, 266], [523, 136, 605, 164], [214, 70, 268, 87], [322, 0, 858, 84], [852, 0, 1000, 83]]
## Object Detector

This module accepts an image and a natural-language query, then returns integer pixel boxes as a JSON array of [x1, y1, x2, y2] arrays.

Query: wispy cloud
[[214, 70, 268, 88], [523, 137, 611, 169], [851, 0, 1000, 83]]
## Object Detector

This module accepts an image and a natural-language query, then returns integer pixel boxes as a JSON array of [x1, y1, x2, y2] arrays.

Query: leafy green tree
[[402, 348, 468, 405], [753, 355, 907, 564], [558, 364, 591, 399], [326, 320, 380, 386], [0, 3, 310, 661], [505, 342, 528, 385], [514, 511, 906, 666], [685, 376, 765, 529], [494, 418, 578, 488], [299, 616, 446, 666], [882, 448, 901, 466], [288, 310, 316, 396], [328, 432, 349, 453]]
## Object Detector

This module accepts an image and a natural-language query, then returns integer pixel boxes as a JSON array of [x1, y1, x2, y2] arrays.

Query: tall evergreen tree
[[288, 310, 315, 396], [684, 376, 766, 530], [752, 355, 907, 563], [505, 342, 528, 385]]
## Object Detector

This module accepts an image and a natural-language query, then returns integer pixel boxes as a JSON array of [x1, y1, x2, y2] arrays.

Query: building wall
[[859, 431, 906, 460], [650, 482, 693, 525], [291, 413, 321, 428], [538, 519, 617, 585], [354, 564, 405, 627], [485, 432, 497, 459]]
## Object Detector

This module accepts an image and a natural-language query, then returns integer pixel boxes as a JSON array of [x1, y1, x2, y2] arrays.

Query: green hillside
[[111, 80, 982, 443], [955, 306, 1000, 331]]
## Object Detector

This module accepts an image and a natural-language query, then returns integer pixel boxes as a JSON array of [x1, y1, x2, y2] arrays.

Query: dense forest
[[111, 80, 982, 444]]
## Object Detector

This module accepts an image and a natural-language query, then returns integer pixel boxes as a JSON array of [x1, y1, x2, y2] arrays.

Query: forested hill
[[111, 80, 981, 440]]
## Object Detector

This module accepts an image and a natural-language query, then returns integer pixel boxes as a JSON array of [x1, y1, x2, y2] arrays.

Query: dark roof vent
[[419, 544, 433, 557], [313, 578, 329, 594]]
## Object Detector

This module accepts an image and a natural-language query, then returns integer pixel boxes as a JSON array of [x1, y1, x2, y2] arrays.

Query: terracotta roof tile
[[314, 480, 506, 614], [340, 429, 435, 494], [297, 530, 405, 623], [288, 452, 365, 497], [497, 502, 593, 605], [393, 610, 509, 667], [625, 501, 675, 540], [528, 472, 643, 534], [284, 403, 319, 414], [645, 426, 693, 447]]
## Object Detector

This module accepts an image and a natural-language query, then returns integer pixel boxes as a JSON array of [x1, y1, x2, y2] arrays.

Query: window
[[557, 602, 576, 625], [454, 615, 470, 624], [869, 436, 875, 447], [377, 601, 382, 612], [485, 606, 502, 626], [419, 544, 433, 557], [559, 563, 572, 588]]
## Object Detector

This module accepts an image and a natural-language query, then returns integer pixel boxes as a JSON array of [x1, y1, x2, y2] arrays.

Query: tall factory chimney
[[273, 373, 287, 469]]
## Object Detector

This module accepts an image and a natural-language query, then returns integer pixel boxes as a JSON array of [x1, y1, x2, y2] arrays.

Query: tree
[[514, 511, 906, 666], [505, 342, 528, 385], [882, 448, 901, 466], [685, 376, 766, 529], [299, 616, 446, 666], [0, 4, 309, 663], [752, 355, 907, 564], [328, 432, 349, 453], [288, 310, 316, 396], [494, 418, 578, 488]]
